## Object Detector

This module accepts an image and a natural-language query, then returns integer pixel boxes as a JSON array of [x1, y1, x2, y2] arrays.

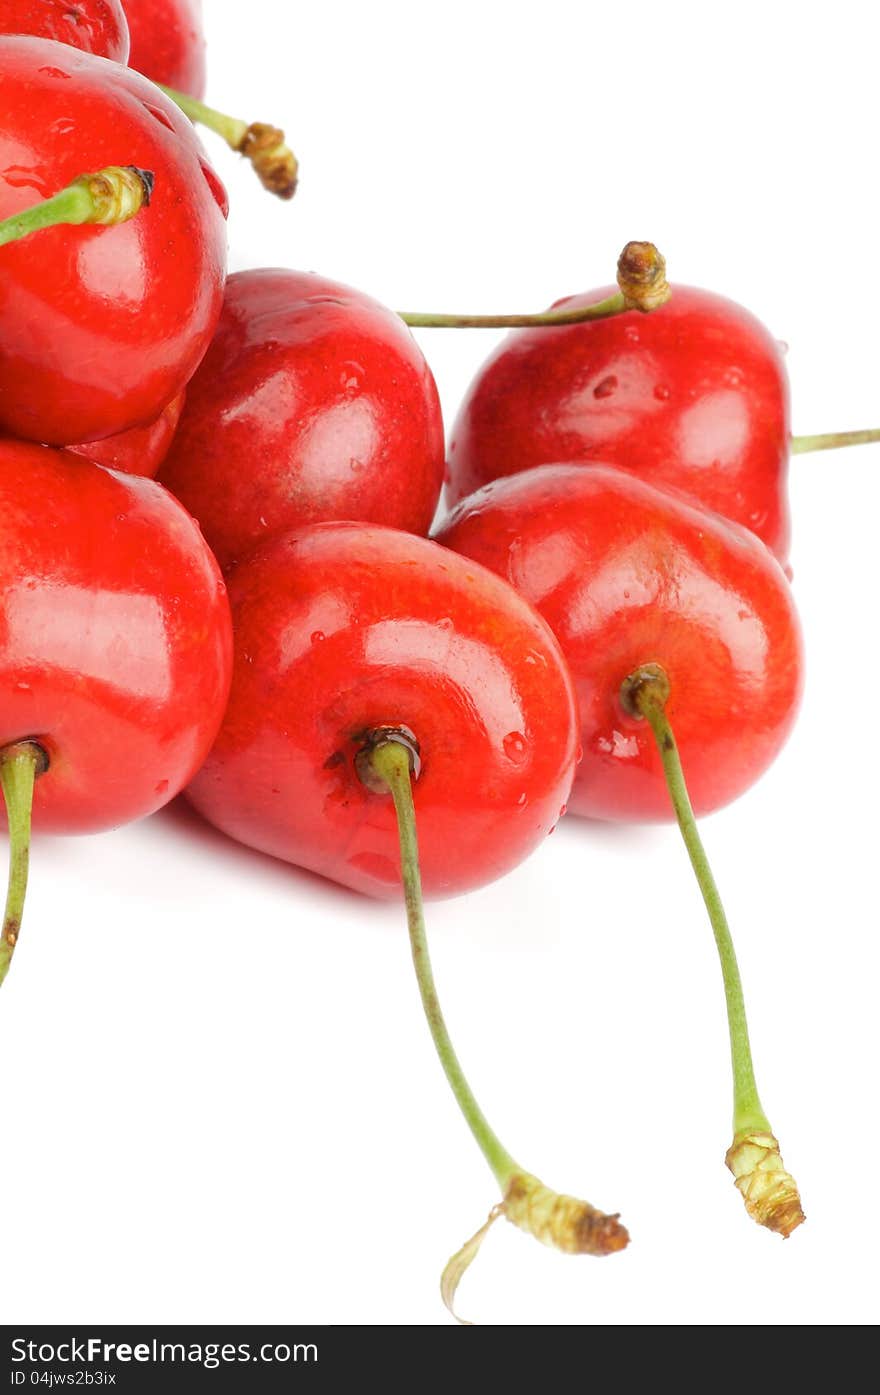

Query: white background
[[3, 0, 878, 1326]]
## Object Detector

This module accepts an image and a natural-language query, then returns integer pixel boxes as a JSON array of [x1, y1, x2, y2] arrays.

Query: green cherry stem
[[358, 728, 628, 1322], [158, 85, 298, 200], [621, 665, 804, 1239], [0, 742, 48, 990], [0, 166, 153, 249], [400, 290, 628, 330], [399, 240, 670, 329], [791, 428, 880, 454]]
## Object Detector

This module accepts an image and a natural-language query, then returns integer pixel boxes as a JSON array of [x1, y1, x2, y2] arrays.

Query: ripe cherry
[[439, 465, 802, 823], [159, 271, 446, 570], [0, 0, 130, 58], [122, 0, 206, 96], [186, 522, 576, 896], [65, 391, 186, 478], [404, 241, 880, 561], [0, 36, 227, 446], [437, 464, 805, 1238], [0, 439, 233, 985], [445, 284, 794, 564], [185, 520, 627, 1318]]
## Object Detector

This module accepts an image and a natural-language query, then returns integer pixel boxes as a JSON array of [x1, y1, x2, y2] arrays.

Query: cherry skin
[[66, 391, 186, 478], [446, 286, 792, 564], [0, 37, 227, 446], [184, 521, 578, 898], [158, 270, 446, 571], [436, 464, 803, 822], [0, 0, 130, 58], [0, 440, 233, 834], [121, 0, 206, 96]]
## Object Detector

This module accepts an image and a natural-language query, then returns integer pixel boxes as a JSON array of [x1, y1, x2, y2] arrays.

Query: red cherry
[[0, 439, 233, 837], [436, 464, 803, 822], [121, 0, 206, 96], [0, 0, 130, 59], [65, 390, 186, 478], [185, 521, 576, 896], [0, 37, 227, 446], [184, 520, 627, 1314], [158, 270, 445, 570], [446, 285, 792, 563], [438, 463, 806, 1239]]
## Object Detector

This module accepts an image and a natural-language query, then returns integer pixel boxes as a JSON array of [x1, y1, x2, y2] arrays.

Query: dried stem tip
[[236, 123, 298, 200], [726, 1130, 805, 1237], [79, 166, 154, 224], [440, 1174, 628, 1322], [617, 241, 670, 312], [504, 1171, 629, 1255]]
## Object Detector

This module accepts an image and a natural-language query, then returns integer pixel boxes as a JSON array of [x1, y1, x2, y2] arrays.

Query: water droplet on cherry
[[503, 731, 527, 762], [199, 160, 229, 217], [653, 383, 670, 401], [310, 631, 326, 644], [593, 374, 618, 399], [142, 103, 175, 132]]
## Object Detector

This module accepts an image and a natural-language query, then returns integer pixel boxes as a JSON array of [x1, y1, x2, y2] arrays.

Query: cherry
[[0, 36, 227, 446], [437, 464, 805, 1237], [0, 439, 233, 985], [185, 520, 627, 1318], [65, 390, 187, 478], [444, 283, 794, 564], [185, 522, 576, 897], [158, 270, 446, 570], [0, 0, 130, 58], [437, 465, 802, 822], [121, 0, 206, 97]]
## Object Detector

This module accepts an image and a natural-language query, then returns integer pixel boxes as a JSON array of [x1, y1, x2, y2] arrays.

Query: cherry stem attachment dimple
[[358, 729, 628, 1321], [0, 166, 153, 249], [791, 428, 880, 454], [158, 85, 298, 200], [399, 240, 669, 329], [0, 742, 48, 990], [621, 664, 804, 1238]]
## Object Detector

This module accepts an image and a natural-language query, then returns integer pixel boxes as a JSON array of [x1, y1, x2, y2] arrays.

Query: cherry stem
[[0, 166, 153, 249], [791, 428, 880, 454], [399, 240, 670, 329], [366, 737, 516, 1186], [158, 85, 298, 200], [0, 742, 47, 990], [622, 664, 804, 1237], [360, 729, 628, 1321], [400, 291, 628, 330]]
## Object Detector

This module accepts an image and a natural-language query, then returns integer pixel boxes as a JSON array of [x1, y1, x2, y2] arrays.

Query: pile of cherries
[[2, 0, 874, 1325]]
